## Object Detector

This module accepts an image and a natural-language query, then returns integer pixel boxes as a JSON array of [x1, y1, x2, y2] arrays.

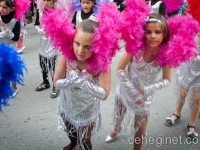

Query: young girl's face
[[144, 22, 164, 50], [43, 0, 54, 9], [0, 1, 13, 16], [73, 29, 93, 62], [81, 0, 94, 13]]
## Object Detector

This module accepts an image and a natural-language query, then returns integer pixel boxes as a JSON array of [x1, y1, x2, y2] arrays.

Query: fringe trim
[[57, 110, 101, 149], [111, 95, 149, 143]]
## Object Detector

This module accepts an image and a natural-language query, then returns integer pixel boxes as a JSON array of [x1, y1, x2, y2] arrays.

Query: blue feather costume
[[0, 43, 25, 111]]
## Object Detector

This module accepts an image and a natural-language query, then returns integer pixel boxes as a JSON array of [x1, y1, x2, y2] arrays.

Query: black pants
[[39, 55, 57, 85]]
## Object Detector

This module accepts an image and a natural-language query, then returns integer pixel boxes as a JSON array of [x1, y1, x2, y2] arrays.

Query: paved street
[[0, 22, 199, 150]]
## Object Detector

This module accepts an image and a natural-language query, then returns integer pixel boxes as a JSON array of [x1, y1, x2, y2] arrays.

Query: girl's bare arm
[[116, 52, 132, 71], [53, 55, 67, 87], [162, 66, 172, 82], [98, 65, 111, 100]]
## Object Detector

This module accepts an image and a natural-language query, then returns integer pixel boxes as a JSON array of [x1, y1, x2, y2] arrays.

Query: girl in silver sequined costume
[[0, 0, 20, 96], [54, 20, 111, 150], [105, 13, 171, 150], [34, 0, 59, 98], [165, 34, 200, 140]]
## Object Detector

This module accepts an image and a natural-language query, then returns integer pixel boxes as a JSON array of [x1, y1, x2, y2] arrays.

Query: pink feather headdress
[[41, 2, 121, 74], [156, 14, 200, 68], [41, 9, 75, 61], [13, 0, 30, 20], [161, 0, 184, 14], [120, 0, 199, 68], [120, 0, 151, 57]]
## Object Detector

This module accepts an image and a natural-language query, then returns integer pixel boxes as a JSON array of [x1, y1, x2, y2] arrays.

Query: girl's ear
[[10, 7, 14, 12]]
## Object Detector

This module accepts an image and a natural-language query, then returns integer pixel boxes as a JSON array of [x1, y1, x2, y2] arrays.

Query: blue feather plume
[[0, 43, 26, 111]]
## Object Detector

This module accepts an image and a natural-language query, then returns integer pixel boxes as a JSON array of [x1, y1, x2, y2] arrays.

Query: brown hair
[[0, 0, 14, 8], [76, 19, 99, 34], [80, 0, 96, 5], [144, 13, 169, 44]]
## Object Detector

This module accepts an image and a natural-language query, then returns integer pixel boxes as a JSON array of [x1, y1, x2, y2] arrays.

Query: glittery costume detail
[[36, 11, 58, 58], [0, 17, 17, 48], [113, 52, 169, 141], [57, 62, 104, 148], [175, 35, 200, 109]]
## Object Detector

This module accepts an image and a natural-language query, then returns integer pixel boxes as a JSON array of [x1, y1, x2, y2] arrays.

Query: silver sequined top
[[177, 35, 200, 88], [116, 51, 161, 113], [58, 63, 100, 127], [0, 17, 17, 47], [36, 11, 58, 58]]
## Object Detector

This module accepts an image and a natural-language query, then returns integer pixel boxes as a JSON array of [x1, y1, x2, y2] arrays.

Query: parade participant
[[105, 0, 198, 149], [34, 0, 60, 98], [71, 0, 95, 27], [106, 13, 171, 150], [0, 0, 29, 96], [41, 2, 120, 149], [165, 0, 200, 141]]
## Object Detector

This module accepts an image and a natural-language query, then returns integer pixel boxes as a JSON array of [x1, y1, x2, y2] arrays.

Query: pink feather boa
[[156, 14, 200, 68], [14, 0, 30, 20], [41, 9, 76, 61], [120, 0, 151, 57], [86, 2, 121, 73], [162, 0, 184, 13]]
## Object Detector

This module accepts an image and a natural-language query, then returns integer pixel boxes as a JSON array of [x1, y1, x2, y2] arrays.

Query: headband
[[146, 16, 162, 24]]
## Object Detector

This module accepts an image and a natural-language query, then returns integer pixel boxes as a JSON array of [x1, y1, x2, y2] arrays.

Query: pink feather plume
[[156, 14, 200, 68], [14, 0, 30, 20], [87, 2, 121, 73], [120, 0, 151, 57], [41, 9, 76, 61], [41, 3, 121, 74]]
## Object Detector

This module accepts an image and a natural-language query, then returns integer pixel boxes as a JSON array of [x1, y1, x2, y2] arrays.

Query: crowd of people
[[0, 0, 199, 150]]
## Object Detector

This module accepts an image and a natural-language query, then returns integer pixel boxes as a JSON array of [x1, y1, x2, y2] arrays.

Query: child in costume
[[0, 0, 29, 96], [34, 0, 60, 98], [71, 0, 96, 27], [106, 13, 171, 150], [105, 0, 198, 149], [41, 2, 120, 149], [71, 0, 109, 27], [165, 34, 200, 140], [165, 0, 200, 141]]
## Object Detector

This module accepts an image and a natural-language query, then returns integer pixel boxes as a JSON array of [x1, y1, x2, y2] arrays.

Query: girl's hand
[[66, 66, 79, 74], [197, 32, 200, 37]]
